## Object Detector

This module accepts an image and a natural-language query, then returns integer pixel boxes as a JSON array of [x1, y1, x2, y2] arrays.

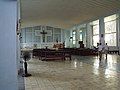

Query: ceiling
[[20, 0, 120, 29]]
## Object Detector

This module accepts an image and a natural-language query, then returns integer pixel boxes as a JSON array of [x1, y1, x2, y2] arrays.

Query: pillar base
[[22, 73, 31, 77]]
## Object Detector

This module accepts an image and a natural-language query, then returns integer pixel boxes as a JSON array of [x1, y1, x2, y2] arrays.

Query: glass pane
[[34, 26, 41, 30], [21, 29, 25, 43], [54, 28, 61, 33], [34, 36, 41, 42], [26, 27, 33, 32], [80, 34, 82, 41], [73, 31, 76, 35], [54, 34, 61, 42], [79, 30, 82, 41], [73, 35, 75, 40], [104, 14, 117, 22], [79, 30, 82, 33], [105, 20, 116, 33], [105, 33, 116, 46], [93, 35, 99, 46], [73, 40, 76, 44], [26, 33, 32, 43], [90, 20, 99, 25], [93, 25, 99, 35], [46, 26, 53, 30], [46, 36, 53, 42]]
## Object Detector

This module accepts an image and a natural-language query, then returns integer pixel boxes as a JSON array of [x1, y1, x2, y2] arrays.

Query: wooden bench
[[108, 50, 119, 54], [33, 49, 71, 61]]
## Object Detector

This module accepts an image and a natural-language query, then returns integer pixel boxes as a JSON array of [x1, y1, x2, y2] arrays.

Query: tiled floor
[[18, 73, 25, 90], [25, 54, 120, 90]]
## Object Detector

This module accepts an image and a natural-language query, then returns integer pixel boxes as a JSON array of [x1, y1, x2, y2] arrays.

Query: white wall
[[0, 0, 18, 90], [21, 26, 63, 49], [117, 11, 120, 54]]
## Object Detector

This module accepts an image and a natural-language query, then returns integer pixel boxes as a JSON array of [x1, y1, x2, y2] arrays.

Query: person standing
[[104, 43, 109, 59], [98, 43, 103, 61]]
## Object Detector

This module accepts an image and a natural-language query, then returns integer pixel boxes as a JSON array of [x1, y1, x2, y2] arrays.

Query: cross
[[40, 30, 47, 42]]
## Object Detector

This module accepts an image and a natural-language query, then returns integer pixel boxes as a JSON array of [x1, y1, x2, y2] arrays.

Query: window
[[92, 20, 99, 46], [79, 30, 82, 41], [104, 14, 117, 46], [72, 31, 76, 44]]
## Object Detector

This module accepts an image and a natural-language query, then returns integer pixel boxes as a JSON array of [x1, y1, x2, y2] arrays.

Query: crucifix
[[40, 30, 47, 42]]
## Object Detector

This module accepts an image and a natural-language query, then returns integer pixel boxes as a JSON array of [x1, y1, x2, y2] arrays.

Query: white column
[[65, 30, 70, 47], [86, 23, 92, 48], [99, 18, 105, 41], [76, 27, 79, 48], [0, 1, 18, 90]]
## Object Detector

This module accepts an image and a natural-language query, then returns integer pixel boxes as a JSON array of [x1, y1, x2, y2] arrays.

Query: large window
[[92, 20, 99, 46], [104, 14, 117, 46], [72, 31, 76, 44], [79, 30, 82, 41]]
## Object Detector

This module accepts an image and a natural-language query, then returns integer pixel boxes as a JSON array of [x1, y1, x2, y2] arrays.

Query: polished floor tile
[[25, 54, 120, 90]]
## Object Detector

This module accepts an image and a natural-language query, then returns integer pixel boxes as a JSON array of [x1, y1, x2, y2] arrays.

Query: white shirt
[[98, 45, 103, 51], [104, 45, 108, 50]]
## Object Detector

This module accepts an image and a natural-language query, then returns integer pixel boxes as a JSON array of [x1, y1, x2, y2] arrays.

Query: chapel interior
[[0, 0, 120, 90]]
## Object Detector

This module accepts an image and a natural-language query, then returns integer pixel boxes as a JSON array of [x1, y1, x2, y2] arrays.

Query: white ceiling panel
[[20, 0, 120, 29]]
